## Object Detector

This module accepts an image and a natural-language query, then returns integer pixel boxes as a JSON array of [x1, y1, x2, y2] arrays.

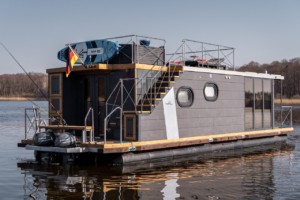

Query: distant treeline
[[238, 57, 300, 98], [0, 73, 48, 99], [1, 58, 299, 99]]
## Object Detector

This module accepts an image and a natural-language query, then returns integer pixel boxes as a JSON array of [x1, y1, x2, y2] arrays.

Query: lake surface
[[0, 101, 300, 200]]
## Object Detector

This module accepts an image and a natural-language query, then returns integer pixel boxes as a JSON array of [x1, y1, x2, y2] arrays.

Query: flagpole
[[67, 44, 87, 68]]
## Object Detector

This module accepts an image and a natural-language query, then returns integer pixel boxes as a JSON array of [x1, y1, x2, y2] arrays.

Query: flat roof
[[46, 64, 284, 80], [184, 66, 284, 80]]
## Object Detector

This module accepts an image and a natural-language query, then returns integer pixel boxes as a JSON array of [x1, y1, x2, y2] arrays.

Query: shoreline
[[0, 97, 46, 101], [274, 99, 300, 106], [0, 97, 299, 105]]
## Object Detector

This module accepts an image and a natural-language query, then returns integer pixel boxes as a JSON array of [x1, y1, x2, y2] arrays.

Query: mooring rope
[[0, 41, 67, 125]]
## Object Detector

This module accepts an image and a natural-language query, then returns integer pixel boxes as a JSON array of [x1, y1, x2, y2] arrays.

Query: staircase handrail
[[105, 43, 184, 114], [104, 106, 122, 144], [83, 107, 94, 142]]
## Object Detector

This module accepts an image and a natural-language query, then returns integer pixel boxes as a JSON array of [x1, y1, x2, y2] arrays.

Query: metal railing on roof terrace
[[166, 39, 235, 70], [103, 34, 166, 65]]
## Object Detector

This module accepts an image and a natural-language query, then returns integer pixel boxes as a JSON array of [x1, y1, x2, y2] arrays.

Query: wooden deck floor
[[19, 127, 293, 153], [82, 127, 294, 154], [39, 125, 93, 131]]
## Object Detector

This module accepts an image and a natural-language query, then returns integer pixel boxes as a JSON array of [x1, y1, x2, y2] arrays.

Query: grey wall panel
[[178, 124, 245, 137], [177, 98, 244, 109], [178, 116, 243, 129], [177, 72, 244, 83], [178, 118, 214, 129], [174, 80, 244, 92], [139, 130, 167, 141], [176, 108, 244, 119], [139, 100, 166, 141], [138, 70, 245, 141], [141, 119, 166, 131]]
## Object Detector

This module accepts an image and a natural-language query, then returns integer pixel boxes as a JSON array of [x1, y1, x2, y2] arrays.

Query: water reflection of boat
[[17, 141, 294, 199]]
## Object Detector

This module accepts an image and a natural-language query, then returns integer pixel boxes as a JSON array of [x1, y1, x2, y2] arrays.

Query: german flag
[[65, 46, 78, 78], [66, 58, 71, 78]]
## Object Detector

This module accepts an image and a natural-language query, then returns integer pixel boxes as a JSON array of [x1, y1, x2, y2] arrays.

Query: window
[[204, 83, 218, 101], [51, 75, 60, 95], [176, 87, 194, 107], [49, 98, 61, 114], [245, 78, 273, 130], [124, 114, 136, 141], [263, 79, 272, 128], [49, 73, 63, 125], [245, 78, 254, 129], [254, 79, 263, 129]]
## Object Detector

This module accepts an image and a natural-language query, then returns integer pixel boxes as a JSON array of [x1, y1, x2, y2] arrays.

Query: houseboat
[[18, 35, 294, 164]]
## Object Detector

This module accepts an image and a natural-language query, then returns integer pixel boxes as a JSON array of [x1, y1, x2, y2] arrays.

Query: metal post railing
[[24, 107, 41, 140], [120, 79, 124, 111], [83, 107, 94, 143], [281, 106, 293, 127], [104, 107, 122, 144]]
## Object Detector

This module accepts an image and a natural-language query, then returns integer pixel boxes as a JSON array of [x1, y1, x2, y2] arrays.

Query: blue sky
[[0, 0, 299, 74]]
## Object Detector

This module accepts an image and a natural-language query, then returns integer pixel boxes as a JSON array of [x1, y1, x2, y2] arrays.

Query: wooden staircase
[[131, 70, 182, 114]]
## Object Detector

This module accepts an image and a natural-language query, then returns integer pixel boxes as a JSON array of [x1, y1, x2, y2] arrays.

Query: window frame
[[49, 73, 62, 97], [124, 114, 137, 141], [203, 82, 219, 102], [176, 86, 194, 108]]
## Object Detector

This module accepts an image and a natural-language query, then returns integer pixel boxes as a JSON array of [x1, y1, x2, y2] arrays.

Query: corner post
[[120, 108, 123, 144]]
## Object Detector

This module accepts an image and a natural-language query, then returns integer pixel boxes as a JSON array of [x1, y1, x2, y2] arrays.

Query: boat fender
[[33, 131, 55, 146], [54, 132, 77, 148]]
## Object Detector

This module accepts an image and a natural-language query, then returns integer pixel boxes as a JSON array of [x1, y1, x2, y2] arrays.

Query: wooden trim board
[[47, 64, 183, 73], [40, 125, 93, 131]]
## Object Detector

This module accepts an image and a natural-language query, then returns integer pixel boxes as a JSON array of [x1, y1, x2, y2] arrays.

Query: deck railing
[[24, 107, 42, 140], [166, 39, 235, 70], [106, 64, 181, 116], [280, 106, 293, 127], [104, 107, 122, 144], [83, 107, 94, 143], [102, 34, 166, 64]]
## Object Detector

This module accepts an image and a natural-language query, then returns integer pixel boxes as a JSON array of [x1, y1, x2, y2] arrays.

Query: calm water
[[1, 101, 300, 200]]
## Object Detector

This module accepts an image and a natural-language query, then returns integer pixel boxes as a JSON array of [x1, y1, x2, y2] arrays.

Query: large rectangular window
[[263, 79, 272, 128], [245, 77, 273, 130], [254, 79, 263, 129], [245, 78, 254, 129]]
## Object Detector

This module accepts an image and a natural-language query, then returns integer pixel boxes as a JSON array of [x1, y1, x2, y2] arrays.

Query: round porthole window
[[176, 86, 194, 107], [204, 83, 218, 101]]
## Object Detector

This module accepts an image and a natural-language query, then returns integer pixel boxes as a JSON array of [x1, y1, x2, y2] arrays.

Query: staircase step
[[139, 97, 161, 101], [156, 80, 175, 83], [155, 83, 170, 87], [137, 104, 155, 107], [124, 110, 151, 114], [148, 92, 166, 95], [138, 99, 160, 105], [156, 81, 175, 86], [148, 97, 161, 101], [163, 71, 181, 76], [151, 86, 170, 93], [159, 76, 179, 81], [144, 92, 165, 99]]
